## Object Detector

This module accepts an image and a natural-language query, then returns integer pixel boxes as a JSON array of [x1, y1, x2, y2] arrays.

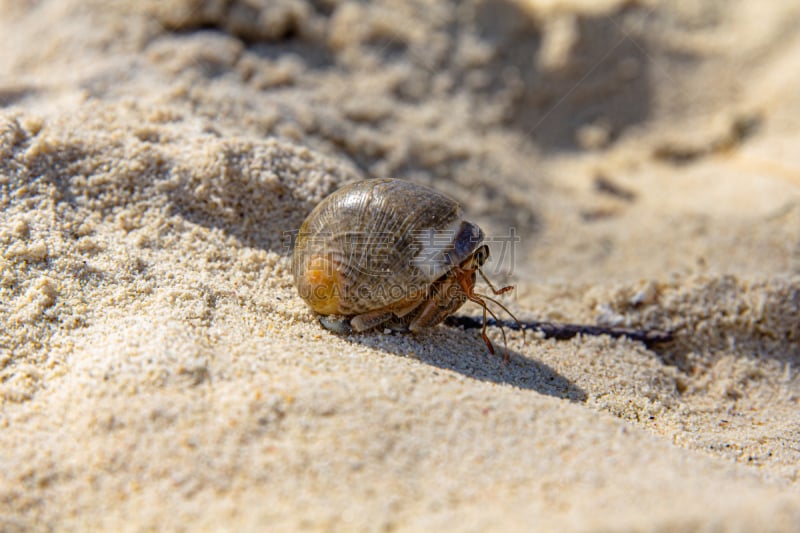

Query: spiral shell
[[292, 178, 488, 334]]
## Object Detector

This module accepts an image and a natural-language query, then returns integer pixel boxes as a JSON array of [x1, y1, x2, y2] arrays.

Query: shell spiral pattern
[[292, 179, 485, 324]]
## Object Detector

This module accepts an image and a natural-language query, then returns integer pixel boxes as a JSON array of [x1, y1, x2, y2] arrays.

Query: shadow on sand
[[338, 320, 587, 403]]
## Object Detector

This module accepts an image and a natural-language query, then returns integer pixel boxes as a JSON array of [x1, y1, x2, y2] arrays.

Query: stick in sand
[[445, 316, 673, 348]]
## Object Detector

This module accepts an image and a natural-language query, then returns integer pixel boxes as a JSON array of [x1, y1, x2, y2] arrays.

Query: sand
[[1, 0, 799, 531]]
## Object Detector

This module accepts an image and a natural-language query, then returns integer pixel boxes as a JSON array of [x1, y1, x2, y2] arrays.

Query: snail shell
[[292, 178, 488, 334]]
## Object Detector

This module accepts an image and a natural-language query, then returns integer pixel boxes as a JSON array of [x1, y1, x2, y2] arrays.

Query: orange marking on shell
[[302, 254, 344, 315]]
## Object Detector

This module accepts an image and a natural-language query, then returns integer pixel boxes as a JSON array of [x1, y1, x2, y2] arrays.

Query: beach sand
[[1, 0, 799, 530]]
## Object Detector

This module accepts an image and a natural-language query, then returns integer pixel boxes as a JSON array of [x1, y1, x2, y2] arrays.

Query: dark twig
[[445, 316, 673, 348]]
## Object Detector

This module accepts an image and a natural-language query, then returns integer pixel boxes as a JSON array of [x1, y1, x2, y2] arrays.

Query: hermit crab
[[292, 178, 520, 356]]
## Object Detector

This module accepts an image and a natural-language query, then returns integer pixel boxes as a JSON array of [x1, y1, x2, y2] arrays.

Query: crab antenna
[[477, 267, 513, 295], [466, 291, 509, 361], [477, 267, 526, 345]]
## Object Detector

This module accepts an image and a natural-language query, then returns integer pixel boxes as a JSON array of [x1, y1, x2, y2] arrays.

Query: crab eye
[[475, 245, 489, 266]]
